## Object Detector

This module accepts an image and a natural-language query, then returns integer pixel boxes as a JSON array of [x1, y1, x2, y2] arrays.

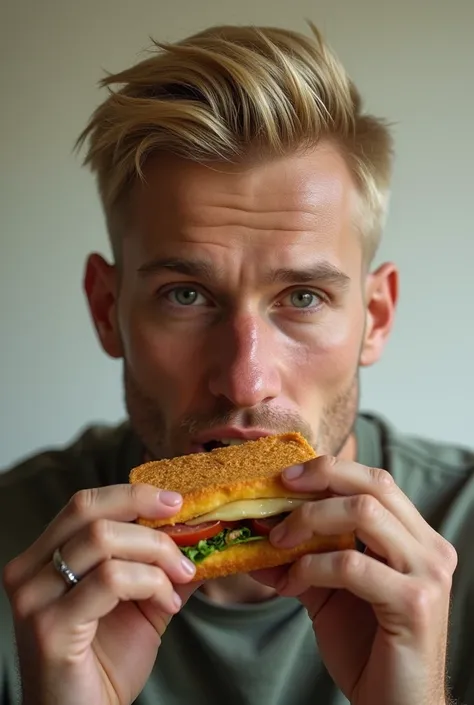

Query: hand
[[252, 457, 457, 705], [2, 484, 200, 705]]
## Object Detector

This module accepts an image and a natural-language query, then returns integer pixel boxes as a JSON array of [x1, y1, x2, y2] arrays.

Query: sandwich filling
[[160, 497, 307, 564], [151, 436, 317, 565]]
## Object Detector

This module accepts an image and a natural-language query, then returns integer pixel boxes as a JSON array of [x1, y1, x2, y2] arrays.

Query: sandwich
[[129, 433, 354, 581]]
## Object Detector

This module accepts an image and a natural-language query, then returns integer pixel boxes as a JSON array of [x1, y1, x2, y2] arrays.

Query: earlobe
[[83, 253, 123, 359], [359, 262, 398, 368]]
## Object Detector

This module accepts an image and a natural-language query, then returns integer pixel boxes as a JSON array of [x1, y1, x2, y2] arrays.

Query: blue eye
[[166, 287, 206, 306]]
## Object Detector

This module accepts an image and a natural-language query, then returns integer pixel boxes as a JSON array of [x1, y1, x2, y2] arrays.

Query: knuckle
[[426, 559, 453, 589], [128, 482, 143, 503], [127, 482, 158, 512], [97, 560, 123, 591], [300, 499, 317, 524], [128, 481, 154, 505], [351, 494, 381, 524], [368, 466, 394, 490], [403, 581, 435, 623], [2, 558, 20, 593], [150, 566, 167, 591], [447, 543, 458, 571], [10, 587, 32, 621], [69, 488, 99, 518], [88, 518, 113, 551], [289, 555, 312, 587], [151, 528, 170, 552], [337, 550, 363, 581], [317, 455, 335, 477], [437, 537, 458, 571]]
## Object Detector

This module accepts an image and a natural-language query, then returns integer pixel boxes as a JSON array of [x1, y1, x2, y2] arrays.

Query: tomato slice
[[220, 521, 239, 529], [250, 514, 286, 536], [159, 520, 224, 546]]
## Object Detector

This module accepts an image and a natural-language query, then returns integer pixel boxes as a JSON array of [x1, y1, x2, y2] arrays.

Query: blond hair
[[76, 23, 393, 263]]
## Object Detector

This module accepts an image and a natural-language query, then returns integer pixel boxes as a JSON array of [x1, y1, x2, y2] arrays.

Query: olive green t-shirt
[[1, 414, 474, 705]]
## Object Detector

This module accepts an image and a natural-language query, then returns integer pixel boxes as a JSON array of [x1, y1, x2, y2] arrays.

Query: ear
[[360, 262, 399, 367], [83, 253, 123, 359]]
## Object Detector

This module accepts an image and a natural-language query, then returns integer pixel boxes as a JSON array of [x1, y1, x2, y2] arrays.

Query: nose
[[208, 314, 281, 408]]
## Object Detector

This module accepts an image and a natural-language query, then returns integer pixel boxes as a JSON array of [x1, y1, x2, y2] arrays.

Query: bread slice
[[192, 533, 355, 581], [129, 432, 318, 528]]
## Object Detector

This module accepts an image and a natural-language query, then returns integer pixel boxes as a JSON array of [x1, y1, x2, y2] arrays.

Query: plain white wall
[[1, 0, 473, 470]]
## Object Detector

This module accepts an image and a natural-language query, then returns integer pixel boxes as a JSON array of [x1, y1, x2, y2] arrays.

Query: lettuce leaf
[[180, 526, 265, 564]]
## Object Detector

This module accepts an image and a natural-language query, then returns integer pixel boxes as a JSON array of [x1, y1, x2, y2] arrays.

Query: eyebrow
[[264, 263, 350, 289], [138, 257, 220, 282], [137, 257, 350, 289]]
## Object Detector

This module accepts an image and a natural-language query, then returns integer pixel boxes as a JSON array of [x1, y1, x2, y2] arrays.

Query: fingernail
[[283, 464, 304, 480], [181, 557, 196, 576], [270, 523, 287, 545], [159, 490, 182, 507], [172, 591, 182, 610]]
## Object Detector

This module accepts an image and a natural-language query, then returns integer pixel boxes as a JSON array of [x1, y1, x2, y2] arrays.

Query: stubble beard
[[316, 375, 359, 456], [123, 364, 360, 461]]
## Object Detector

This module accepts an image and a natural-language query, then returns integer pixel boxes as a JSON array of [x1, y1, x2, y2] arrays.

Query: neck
[[200, 430, 357, 606], [199, 573, 278, 605]]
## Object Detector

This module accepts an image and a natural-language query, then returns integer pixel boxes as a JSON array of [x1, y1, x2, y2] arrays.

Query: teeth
[[220, 438, 247, 446]]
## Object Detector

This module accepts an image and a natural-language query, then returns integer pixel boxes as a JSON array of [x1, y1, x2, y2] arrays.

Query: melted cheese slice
[[186, 497, 306, 525]]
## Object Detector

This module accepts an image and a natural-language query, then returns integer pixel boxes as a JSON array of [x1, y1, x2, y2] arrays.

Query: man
[[1, 21, 473, 705]]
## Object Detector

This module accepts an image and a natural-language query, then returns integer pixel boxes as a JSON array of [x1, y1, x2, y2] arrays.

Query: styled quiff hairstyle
[[76, 22, 393, 263]]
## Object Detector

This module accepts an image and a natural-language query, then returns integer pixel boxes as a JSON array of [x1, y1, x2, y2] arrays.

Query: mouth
[[192, 429, 274, 454], [201, 438, 247, 452]]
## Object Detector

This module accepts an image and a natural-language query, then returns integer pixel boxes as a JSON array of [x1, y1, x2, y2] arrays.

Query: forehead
[[126, 142, 362, 268]]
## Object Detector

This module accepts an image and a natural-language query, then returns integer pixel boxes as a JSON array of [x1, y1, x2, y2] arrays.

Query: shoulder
[[0, 421, 138, 488], [0, 421, 141, 565], [384, 420, 474, 477], [383, 416, 474, 533], [357, 412, 474, 482], [357, 411, 474, 532]]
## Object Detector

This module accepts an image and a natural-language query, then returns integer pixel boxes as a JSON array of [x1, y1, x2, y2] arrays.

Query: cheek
[[285, 308, 365, 392], [118, 302, 205, 398]]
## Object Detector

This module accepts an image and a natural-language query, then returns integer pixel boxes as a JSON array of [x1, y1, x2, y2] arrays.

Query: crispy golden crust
[[192, 533, 356, 581], [129, 433, 317, 528]]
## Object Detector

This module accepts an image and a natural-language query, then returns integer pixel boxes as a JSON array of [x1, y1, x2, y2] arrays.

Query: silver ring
[[52, 547, 80, 588]]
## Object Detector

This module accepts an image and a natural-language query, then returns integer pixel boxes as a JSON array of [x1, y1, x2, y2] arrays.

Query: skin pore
[[84, 142, 398, 605]]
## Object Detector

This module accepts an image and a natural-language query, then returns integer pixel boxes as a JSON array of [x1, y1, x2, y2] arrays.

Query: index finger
[[281, 457, 432, 544], [5, 483, 182, 589]]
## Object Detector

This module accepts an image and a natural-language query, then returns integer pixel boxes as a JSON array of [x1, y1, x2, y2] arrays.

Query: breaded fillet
[[129, 432, 318, 528]]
